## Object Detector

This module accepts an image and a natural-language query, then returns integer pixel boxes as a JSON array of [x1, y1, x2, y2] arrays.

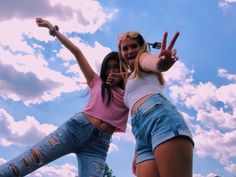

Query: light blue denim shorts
[[131, 93, 194, 164]]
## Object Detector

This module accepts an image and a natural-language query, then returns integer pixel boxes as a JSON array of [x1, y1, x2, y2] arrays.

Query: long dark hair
[[100, 51, 124, 105]]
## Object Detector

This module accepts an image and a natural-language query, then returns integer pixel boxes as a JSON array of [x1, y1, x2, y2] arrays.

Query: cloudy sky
[[0, 0, 236, 177]]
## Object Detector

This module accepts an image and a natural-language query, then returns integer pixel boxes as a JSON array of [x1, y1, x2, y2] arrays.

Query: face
[[106, 59, 120, 76], [105, 59, 121, 86], [120, 37, 140, 71]]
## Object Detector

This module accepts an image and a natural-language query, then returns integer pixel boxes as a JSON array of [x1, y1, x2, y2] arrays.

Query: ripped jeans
[[0, 112, 112, 177]]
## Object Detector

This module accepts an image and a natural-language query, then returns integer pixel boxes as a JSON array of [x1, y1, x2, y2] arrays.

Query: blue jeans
[[0, 112, 112, 177], [131, 93, 194, 164]]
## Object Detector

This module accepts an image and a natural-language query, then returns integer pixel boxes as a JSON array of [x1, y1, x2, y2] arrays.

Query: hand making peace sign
[[157, 31, 180, 72]]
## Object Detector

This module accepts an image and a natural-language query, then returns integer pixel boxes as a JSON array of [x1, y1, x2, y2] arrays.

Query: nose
[[110, 68, 114, 73], [107, 67, 114, 75], [127, 47, 134, 53]]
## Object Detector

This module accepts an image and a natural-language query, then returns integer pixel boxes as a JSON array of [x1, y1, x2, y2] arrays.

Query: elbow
[[72, 47, 82, 56]]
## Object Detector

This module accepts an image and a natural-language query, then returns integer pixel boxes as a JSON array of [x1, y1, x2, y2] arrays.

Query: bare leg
[[154, 137, 193, 177], [136, 159, 160, 177]]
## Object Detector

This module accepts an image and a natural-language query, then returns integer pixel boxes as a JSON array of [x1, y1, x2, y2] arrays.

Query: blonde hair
[[118, 32, 165, 86]]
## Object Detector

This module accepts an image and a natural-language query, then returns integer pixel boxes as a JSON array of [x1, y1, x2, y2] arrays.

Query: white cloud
[[225, 163, 236, 174], [218, 68, 236, 82], [0, 160, 77, 177], [0, 19, 35, 53], [0, 31, 113, 105], [165, 62, 236, 175], [57, 38, 111, 89], [0, 108, 57, 146], [0, 0, 117, 35], [164, 61, 194, 85], [0, 5, 114, 105], [169, 82, 218, 110], [29, 163, 77, 177], [0, 52, 78, 105], [219, 0, 236, 8], [108, 143, 119, 153], [112, 123, 135, 144], [190, 124, 236, 173]]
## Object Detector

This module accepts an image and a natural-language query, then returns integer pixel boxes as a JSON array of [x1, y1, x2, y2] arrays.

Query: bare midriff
[[131, 93, 155, 117], [83, 112, 116, 134]]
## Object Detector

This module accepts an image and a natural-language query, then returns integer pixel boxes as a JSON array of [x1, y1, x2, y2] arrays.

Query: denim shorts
[[0, 112, 112, 177], [131, 93, 194, 164]]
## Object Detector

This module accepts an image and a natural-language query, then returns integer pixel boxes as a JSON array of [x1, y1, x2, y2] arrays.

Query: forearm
[[139, 53, 161, 73], [53, 29, 82, 56], [139, 53, 177, 73]]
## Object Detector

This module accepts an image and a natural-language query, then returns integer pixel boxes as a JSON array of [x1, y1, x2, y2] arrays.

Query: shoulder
[[88, 73, 101, 87]]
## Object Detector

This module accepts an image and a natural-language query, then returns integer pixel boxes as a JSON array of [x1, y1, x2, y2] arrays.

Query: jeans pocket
[[72, 113, 91, 127]]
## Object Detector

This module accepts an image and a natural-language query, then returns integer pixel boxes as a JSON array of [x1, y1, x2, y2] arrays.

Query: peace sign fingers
[[167, 31, 180, 50], [160, 32, 168, 50]]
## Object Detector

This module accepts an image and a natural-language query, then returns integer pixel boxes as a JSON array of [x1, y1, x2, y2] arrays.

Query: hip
[[82, 112, 116, 134]]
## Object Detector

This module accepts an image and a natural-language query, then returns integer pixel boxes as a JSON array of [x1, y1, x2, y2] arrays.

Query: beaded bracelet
[[49, 25, 59, 37]]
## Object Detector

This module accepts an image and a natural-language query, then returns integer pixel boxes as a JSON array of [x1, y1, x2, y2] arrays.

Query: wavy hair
[[118, 32, 165, 86]]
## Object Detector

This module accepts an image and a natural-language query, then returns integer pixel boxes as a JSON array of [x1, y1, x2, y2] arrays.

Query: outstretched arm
[[139, 31, 179, 73], [35, 17, 95, 85]]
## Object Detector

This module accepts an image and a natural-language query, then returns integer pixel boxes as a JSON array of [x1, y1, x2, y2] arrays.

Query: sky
[[0, 0, 236, 177]]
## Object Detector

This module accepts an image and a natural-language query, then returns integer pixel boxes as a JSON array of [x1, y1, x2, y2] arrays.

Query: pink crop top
[[83, 73, 128, 132]]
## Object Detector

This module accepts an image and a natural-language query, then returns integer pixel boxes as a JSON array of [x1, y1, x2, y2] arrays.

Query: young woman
[[0, 18, 128, 177], [118, 31, 194, 177]]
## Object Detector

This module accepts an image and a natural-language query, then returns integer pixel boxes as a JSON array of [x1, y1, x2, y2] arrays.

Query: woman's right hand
[[157, 31, 179, 72], [35, 17, 53, 30]]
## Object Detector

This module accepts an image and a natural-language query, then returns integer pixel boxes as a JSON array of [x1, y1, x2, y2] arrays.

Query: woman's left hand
[[36, 17, 53, 29], [157, 31, 179, 72]]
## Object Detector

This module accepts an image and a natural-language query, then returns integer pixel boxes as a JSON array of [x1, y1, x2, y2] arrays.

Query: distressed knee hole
[[48, 135, 60, 147], [9, 163, 20, 177], [23, 157, 30, 168], [31, 148, 43, 164], [92, 161, 104, 174]]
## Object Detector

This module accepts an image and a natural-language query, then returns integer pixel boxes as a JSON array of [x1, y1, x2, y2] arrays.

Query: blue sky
[[0, 0, 236, 176]]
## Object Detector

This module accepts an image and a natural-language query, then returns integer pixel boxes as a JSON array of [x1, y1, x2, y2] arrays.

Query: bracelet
[[49, 25, 59, 37]]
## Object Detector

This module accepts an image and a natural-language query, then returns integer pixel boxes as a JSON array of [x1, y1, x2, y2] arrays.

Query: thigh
[[154, 137, 193, 177], [76, 128, 111, 177], [77, 153, 106, 177], [136, 159, 160, 177]]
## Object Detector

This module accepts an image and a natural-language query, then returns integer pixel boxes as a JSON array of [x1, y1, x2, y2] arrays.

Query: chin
[[128, 61, 134, 69]]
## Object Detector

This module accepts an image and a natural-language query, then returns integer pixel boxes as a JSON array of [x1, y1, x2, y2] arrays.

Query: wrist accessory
[[49, 25, 59, 37]]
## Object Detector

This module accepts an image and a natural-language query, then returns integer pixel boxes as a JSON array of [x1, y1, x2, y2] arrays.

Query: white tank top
[[124, 72, 163, 110]]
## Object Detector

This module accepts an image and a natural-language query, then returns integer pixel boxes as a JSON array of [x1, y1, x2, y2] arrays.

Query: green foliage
[[103, 163, 116, 177]]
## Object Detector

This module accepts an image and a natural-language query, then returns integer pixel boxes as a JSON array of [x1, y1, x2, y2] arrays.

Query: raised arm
[[35, 17, 95, 85], [139, 31, 179, 73]]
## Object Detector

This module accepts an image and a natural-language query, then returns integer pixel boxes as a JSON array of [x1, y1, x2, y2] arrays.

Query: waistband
[[133, 93, 168, 116], [73, 112, 114, 136]]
